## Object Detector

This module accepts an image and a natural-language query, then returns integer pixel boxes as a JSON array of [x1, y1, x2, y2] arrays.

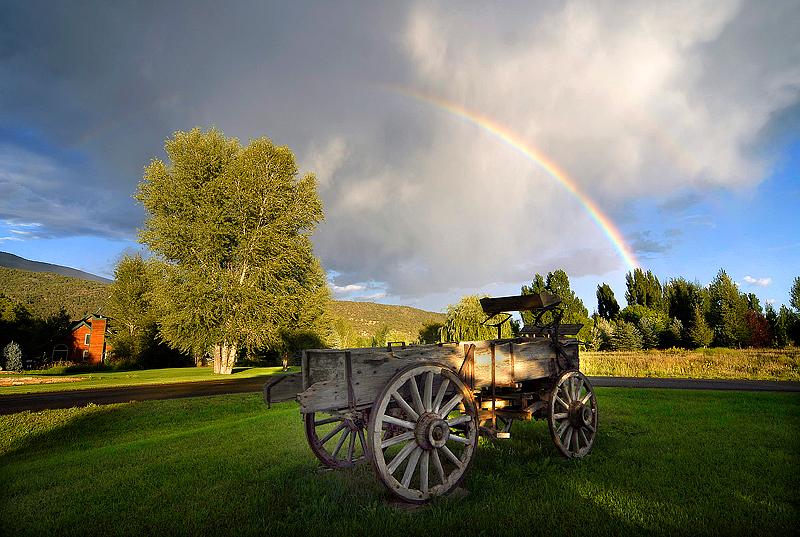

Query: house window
[[82, 350, 89, 359], [84, 333, 91, 346]]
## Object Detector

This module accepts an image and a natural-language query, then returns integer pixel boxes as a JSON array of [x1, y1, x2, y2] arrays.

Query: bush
[[3, 340, 24, 371], [610, 321, 643, 351]]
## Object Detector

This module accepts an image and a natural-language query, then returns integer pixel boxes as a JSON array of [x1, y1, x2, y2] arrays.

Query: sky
[[0, 0, 798, 314]]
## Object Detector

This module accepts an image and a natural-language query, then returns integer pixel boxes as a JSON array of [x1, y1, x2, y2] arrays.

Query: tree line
[[433, 269, 800, 351], [594, 268, 800, 350]]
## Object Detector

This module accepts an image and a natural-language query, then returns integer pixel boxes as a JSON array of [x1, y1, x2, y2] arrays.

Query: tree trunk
[[213, 343, 237, 374]]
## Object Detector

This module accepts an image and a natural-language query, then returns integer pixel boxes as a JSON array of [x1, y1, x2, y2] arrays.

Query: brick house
[[52, 314, 111, 364]]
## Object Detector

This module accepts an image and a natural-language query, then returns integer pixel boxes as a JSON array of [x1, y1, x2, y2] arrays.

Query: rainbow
[[389, 87, 639, 271]]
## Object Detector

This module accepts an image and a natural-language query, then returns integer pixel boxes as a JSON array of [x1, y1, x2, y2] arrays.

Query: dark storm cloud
[[0, 0, 798, 299], [0, 0, 410, 238]]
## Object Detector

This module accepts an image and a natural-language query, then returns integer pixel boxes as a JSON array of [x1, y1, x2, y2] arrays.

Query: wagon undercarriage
[[264, 293, 598, 503]]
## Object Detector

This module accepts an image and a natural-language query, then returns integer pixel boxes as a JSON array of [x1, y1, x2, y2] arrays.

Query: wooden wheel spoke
[[585, 420, 596, 433], [563, 426, 573, 451], [423, 371, 434, 412], [556, 419, 569, 438], [432, 448, 447, 485], [581, 392, 592, 405], [382, 414, 416, 430], [381, 430, 414, 449], [446, 415, 472, 427], [408, 376, 425, 415], [358, 428, 367, 455], [552, 412, 568, 420], [392, 391, 419, 421], [401, 447, 423, 488], [347, 428, 356, 461], [333, 429, 349, 458], [439, 393, 464, 418], [578, 427, 590, 449], [387, 440, 418, 475], [314, 416, 339, 426], [440, 445, 462, 469], [420, 450, 430, 493], [448, 434, 471, 445], [575, 378, 584, 401], [555, 394, 569, 410], [432, 378, 450, 413], [319, 422, 347, 445]]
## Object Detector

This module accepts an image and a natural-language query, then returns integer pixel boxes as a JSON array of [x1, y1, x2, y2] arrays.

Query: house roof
[[69, 314, 108, 333]]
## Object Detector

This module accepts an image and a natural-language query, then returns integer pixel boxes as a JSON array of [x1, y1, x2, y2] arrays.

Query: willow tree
[[136, 128, 329, 374], [440, 295, 515, 342]]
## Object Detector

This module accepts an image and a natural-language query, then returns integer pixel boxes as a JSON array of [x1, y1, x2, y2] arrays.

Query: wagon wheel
[[304, 410, 367, 469], [548, 370, 598, 458], [368, 363, 479, 503]]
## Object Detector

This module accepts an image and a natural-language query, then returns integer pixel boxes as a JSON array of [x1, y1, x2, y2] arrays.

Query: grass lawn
[[1, 389, 797, 536], [582, 347, 800, 381], [0, 366, 289, 395]]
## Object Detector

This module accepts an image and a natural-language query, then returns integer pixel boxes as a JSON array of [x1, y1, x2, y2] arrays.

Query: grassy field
[[1, 389, 797, 536], [583, 347, 800, 381], [0, 366, 288, 395]]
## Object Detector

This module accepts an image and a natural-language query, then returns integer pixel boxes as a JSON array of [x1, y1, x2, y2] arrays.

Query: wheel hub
[[415, 412, 450, 450], [568, 402, 592, 428]]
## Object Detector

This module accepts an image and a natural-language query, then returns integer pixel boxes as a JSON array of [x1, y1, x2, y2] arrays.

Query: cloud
[[0, 1, 798, 301], [743, 275, 772, 287], [331, 283, 366, 294], [628, 231, 673, 254]]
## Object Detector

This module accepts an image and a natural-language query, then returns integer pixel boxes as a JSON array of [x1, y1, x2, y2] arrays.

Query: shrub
[[3, 340, 24, 371]]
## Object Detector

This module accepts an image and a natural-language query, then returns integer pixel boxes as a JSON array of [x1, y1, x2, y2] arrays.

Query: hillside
[[0, 251, 111, 283], [0, 267, 109, 319], [0, 266, 445, 339], [329, 300, 445, 339]]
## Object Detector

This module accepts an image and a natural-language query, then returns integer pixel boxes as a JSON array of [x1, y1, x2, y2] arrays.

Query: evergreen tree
[[745, 293, 762, 315], [592, 317, 615, 351], [596, 283, 620, 320], [610, 321, 643, 351], [688, 306, 713, 348], [661, 317, 685, 348], [791, 277, 800, 312], [136, 128, 329, 374], [637, 316, 660, 349], [765, 303, 779, 347], [707, 269, 748, 347], [3, 341, 23, 371], [775, 305, 792, 347]]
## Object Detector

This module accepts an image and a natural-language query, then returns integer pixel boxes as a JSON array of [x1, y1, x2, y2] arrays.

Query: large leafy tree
[[791, 276, 800, 312], [663, 278, 707, 328], [136, 128, 329, 374], [440, 295, 515, 342], [596, 283, 620, 320]]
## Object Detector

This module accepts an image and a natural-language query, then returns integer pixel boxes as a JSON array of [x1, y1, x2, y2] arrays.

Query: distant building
[[52, 314, 111, 364]]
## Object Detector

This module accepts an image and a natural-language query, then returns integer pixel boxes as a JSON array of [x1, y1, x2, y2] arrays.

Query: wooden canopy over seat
[[479, 293, 561, 315]]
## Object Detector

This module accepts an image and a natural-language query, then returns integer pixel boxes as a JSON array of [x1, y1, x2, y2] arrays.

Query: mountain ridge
[[0, 251, 112, 283]]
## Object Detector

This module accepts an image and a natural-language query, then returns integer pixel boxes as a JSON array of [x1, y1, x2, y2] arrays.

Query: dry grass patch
[[583, 348, 800, 381]]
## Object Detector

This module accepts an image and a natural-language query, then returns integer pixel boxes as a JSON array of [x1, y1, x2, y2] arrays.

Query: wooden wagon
[[264, 292, 598, 503]]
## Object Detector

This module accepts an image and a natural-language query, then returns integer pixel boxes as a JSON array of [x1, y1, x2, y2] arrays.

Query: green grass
[[0, 366, 289, 395], [1, 389, 797, 536], [583, 347, 800, 381]]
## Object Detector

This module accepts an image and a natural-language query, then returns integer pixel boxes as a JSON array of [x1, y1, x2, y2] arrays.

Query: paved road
[[1, 375, 798, 415]]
